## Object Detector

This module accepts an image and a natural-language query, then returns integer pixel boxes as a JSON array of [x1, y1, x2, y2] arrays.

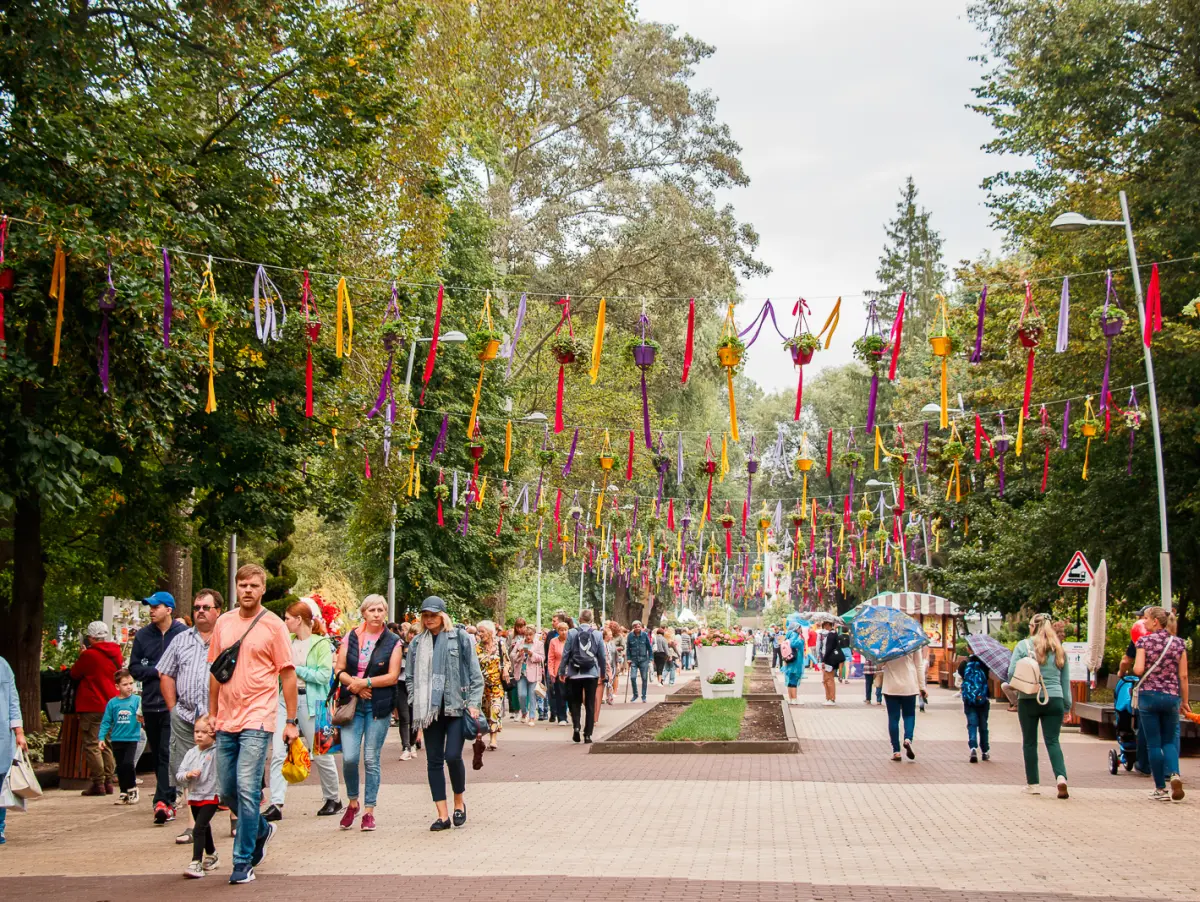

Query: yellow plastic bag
[[281, 737, 311, 784]]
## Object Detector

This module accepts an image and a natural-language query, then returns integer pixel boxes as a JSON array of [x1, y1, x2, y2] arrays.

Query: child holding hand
[[177, 715, 220, 878]]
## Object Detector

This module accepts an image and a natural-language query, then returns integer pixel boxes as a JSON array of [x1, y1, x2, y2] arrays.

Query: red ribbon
[[974, 414, 982, 462], [554, 364, 566, 433], [794, 364, 804, 421], [1144, 263, 1162, 347], [667, 498, 675, 531], [364, 447, 372, 480], [741, 499, 748, 537], [419, 284, 444, 404], [705, 474, 714, 521], [825, 429, 834, 477], [887, 291, 905, 380], [626, 430, 635, 480], [1022, 348, 1035, 417], [681, 297, 695, 383], [437, 498, 444, 527]]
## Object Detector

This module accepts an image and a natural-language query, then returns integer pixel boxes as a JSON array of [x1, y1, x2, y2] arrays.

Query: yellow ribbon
[[195, 260, 220, 414], [593, 489, 604, 528], [335, 277, 353, 358], [1016, 411, 1025, 457], [719, 433, 729, 483], [817, 297, 841, 349], [874, 426, 883, 470], [467, 362, 485, 438], [477, 476, 487, 507], [727, 368, 740, 442], [49, 244, 67, 366], [588, 297, 606, 384], [504, 420, 512, 473]]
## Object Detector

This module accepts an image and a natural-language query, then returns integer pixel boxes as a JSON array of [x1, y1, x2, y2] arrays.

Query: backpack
[[961, 659, 989, 706], [1009, 640, 1047, 703], [822, 634, 846, 668], [569, 628, 599, 672], [779, 636, 795, 662]]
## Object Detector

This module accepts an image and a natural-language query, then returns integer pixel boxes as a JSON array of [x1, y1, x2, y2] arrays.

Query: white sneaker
[[400, 749, 413, 761], [1170, 774, 1185, 801], [185, 861, 205, 879], [1150, 788, 1171, 802], [1056, 776, 1069, 800], [1023, 785, 1041, 795], [202, 854, 219, 871], [127, 789, 140, 804], [823, 700, 835, 707]]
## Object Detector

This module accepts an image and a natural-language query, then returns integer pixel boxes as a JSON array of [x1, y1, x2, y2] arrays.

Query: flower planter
[[468, 445, 485, 460], [707, 683, 738, 699], [1081, 423, 1098, 438], [599, 456, 615, 470], [554, 349, 576, 365], [698, 645, 746, 699], [701, 460, 718, 475], [717, 346, 742, 368], [791, 346, 815, 366], [1017, 327, 1041, 349], [795, 457, 814, 472], [477, 339, 500, 361], [929, 335, 952, 357], [747, 459, 759, 474], [382, 332, 399, 352], [305, 322, 322, 343], [1101, 317, 1125, 338], [0, 269, 13, 291], [758, 518, 771, 530], [632, 344, 657, 368]]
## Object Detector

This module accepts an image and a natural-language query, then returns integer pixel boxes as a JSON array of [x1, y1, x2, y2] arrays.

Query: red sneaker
[[360, 813, 376, 832], [339, 804, 359, 830], [153, 801, 168, 824]]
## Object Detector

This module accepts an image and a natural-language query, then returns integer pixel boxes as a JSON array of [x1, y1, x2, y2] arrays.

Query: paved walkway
[[1, 667, 1192, 901]]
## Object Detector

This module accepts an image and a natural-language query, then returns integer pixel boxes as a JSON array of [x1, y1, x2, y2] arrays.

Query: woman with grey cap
[[405, 596, 483, 831]]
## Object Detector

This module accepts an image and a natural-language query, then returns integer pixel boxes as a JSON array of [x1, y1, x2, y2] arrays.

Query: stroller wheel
[[1124, 760, 1134, 772], [1109, 749, 1119, 775]]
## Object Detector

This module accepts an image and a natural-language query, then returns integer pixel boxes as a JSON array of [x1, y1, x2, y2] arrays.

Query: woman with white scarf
[[405, 597, 483, 832]]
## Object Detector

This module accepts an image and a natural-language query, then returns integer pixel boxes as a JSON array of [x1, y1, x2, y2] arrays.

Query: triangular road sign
[[1058, 551, 1095, 588]]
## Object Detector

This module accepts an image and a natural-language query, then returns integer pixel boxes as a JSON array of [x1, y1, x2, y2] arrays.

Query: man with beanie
[[70, 621, 124, 796], [129, 590, 187, 824]]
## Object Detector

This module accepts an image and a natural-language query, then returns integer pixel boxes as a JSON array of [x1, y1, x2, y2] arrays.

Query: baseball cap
[[86, 621, 110, 640], [1136, 605, 1153, 617], [419, 596, 446, 614], [143, 591, 176, 609]]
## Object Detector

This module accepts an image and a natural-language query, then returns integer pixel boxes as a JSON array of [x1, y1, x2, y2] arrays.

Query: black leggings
[[395, 681, 414, 749], [653, 652, 667, 677], [423, 713, 466, 803], [111, 740, 139, 793], [190, 804, 217, 861]]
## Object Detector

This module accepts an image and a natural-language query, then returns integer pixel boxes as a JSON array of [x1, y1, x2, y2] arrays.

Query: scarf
[[412, 628, 452, 730]]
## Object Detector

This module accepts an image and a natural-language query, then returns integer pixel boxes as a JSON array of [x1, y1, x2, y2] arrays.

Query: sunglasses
[[193, 605, 216, 612]]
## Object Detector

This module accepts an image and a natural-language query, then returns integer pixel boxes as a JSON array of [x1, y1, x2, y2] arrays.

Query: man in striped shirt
[[863, 657, 883, 705], [158, 589, 222, 844]]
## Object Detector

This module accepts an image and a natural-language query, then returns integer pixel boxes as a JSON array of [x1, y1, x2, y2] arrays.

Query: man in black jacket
[[129, 590, 188, 824]]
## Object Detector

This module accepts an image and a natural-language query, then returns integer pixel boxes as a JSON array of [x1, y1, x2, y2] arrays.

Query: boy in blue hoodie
[[98, 669, 143, 804]]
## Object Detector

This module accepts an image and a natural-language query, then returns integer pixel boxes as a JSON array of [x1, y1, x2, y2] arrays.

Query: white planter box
[[698, 644, 746, 698], [707, 682, 738, 698]]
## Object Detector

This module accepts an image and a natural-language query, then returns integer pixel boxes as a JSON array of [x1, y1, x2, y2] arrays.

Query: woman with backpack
[[957, 653, 991, 763], [1134, 606, 1188, 802], [1006, 613, 1072, 798], [817, 619, 843, 705], [781, 614, 807, 706]]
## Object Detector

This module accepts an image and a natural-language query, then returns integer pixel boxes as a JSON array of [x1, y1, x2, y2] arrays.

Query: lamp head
[[440, 330, 468, 343], [523, 411, 548, 422], [1050, 212, 1092, 233]]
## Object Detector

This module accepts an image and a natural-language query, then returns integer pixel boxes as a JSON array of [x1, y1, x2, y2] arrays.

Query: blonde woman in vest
[[1006, 613, 1072, 798]]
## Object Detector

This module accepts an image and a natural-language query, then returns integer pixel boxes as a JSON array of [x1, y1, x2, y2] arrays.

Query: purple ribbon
[[515, 482, 529, 514], [162, 249, 172, 349], [866, 373, 880, 432], [676, 432, 684, 485], [452, 470, 459, 507], [252, 265, 285, 343], [1127, 386, 1139, 474], [736, 300, 788, 348], [1099, 272, 1122, 410], [459, 489, 472, 535], [368, 352, 394, 418], [1060, 401, 1070, 449], [970, 286, 986, 363], [504, 293, 527, 378], [97, 254, 116, 393], [1055, 277, 1069, 353], [996, 411, 1008, 496], [561, 427, 579, 476], [429, 414, 449, 463]]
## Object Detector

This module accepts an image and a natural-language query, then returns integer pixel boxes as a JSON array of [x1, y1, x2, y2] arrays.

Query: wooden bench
[[1074, 701, 1199, 747]]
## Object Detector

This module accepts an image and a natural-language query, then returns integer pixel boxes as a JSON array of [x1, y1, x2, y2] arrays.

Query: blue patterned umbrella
[[850, 605, 929, 664]]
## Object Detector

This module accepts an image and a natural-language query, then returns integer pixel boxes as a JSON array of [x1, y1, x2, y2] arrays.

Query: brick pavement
[[0, 667, 1193, 900]]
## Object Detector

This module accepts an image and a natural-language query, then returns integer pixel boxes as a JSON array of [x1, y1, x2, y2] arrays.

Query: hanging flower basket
[[785, 332, 821, 366], [1124, 410, 1144, 431], [536, 449, 556, 467], [597, 454, 617, 471], [549, 333, 589, 367], [839, 450, 865, 470], [406, 432, 422, 452], [470, 327, 504, 362], [795, 456, 815, 473], [433, 483, 451, 502], [651, 453, 672, 473], [1080, 422, 1098, 438], [467, 440, 486, 460], [569, 505, 584, 521], [788, 511, 805, 528], [852, 334, 889, 371], [747, 458, 760, 474], [716, 335, 745, 370], [1034, 425, 1058, 453], [1015, 312, 1045, 349], [856, 509, 874, 528], [1091, 304, 1127, 338], [625, 337, 660, 369], [699, 459, 718, 476], [717, 513, 737, 529], [929, 335, 953, 357], [942, 439, 966, 461]]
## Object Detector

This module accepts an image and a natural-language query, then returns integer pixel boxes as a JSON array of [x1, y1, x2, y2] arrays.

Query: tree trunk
[[159, 541, 194, 619], [1, 494, 45, 731], [646, 594, 665, 630], [493, 580, 508, 628]]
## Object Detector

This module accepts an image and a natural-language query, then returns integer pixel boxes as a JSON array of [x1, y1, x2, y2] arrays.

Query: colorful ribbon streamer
[[335, 277, 353, 358], [49, 243, 66, 366]]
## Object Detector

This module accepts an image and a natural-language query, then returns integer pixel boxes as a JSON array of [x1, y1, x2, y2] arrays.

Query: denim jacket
[[405, 627, 484, 718]]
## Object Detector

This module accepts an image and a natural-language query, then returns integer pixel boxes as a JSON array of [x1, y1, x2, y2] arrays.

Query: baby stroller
[[1108, 674, 1139, 775]]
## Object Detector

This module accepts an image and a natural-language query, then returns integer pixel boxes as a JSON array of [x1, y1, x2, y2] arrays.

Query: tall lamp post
[[388, 330, 468, 620], [866, 478, 908, 592], [1051, 193, 1171, 610]]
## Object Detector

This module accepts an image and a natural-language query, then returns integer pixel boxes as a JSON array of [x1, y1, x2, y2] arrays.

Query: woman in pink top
[[547, 621, 568, 725], [510, 626, 545, 725]]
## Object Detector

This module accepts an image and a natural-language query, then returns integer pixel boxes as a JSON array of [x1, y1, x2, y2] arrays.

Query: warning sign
[[1057, 551, 1095, 588]]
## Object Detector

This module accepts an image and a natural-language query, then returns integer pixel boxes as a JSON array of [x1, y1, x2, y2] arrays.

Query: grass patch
[[654, 698, 746, 741]]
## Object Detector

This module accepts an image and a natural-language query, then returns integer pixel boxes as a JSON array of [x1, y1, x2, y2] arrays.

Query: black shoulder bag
[[209, 611, 267, 684]]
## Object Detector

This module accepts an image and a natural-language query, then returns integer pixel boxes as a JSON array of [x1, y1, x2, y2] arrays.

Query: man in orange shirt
[[208, 564, 298, 885]]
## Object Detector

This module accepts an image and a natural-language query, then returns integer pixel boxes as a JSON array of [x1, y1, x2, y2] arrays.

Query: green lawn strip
[[654, 698, 747, 741]]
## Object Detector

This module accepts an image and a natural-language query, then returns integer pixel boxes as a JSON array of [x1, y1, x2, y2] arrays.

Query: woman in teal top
[[264, 600, 341, 820], [1007, 613, 1072, 798], [781, 614, 808, 706]]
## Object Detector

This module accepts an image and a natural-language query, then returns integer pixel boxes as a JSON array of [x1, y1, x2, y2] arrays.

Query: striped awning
[[868, 592, 959, 617]]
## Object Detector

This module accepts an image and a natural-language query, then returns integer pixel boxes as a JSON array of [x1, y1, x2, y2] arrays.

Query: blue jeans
[[340, 704, 390, 807], [964, 702, 990, 752], [681, 652, 692, 670], [629, 660, 651, 699], [1136, 712, 1150, 774], [517, 676, 539, 719], [215, 729, 272, 869], [0, 768, 7, 837], [884, 694, 916, 753], [665, 660, 677, 684], [1138, 690, 1181, 790]]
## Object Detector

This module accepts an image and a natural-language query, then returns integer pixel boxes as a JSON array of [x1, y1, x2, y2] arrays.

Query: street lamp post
[[866, 478, 908, 593], [1051, 192, 1172, 610], [390, 330, 467, 620]]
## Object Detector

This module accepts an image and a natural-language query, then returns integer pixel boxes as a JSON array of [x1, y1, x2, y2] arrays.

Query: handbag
[[209, 610, 266, 684], [1, 771, 26, 812], [1009, 640, 1048, 703], [312, 699, 337, 756], [329, 671, 358, 727], [9, 749, 43, 801], [1131, 637, 1177, 709], [281, 737, 311, 784]]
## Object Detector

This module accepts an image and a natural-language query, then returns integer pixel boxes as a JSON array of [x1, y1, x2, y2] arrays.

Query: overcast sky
[[637, 0, 1021, 393]]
